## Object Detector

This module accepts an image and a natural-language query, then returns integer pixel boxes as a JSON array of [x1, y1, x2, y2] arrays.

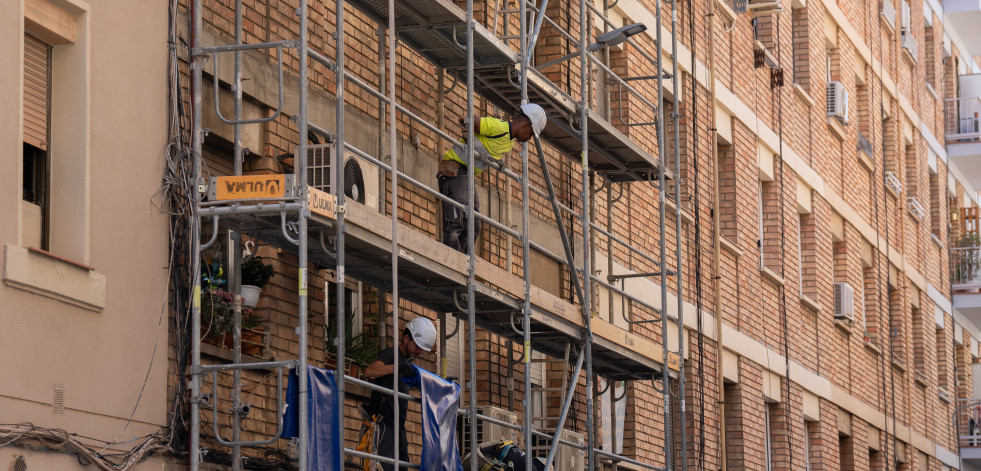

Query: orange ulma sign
[[214, 175, 288, 200]]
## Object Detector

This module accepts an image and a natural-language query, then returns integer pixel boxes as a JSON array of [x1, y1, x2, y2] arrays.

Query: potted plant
[[325, 311, 379, 378], [241, 310, 267, 356], [201, 288, 234, 345], [240, 255, 275, 308]]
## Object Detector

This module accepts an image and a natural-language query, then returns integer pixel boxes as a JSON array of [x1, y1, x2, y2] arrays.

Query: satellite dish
[[344, 158, 366, 204]]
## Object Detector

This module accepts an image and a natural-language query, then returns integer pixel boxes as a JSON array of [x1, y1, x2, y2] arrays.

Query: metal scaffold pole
[[298, 0, 311, 468], [519, 0, 533, 469], [387, 0, 402, 465], [189, 0, 204, 466], [653, 0, 673, 466], [465, 0, 478, 466], [578, 0, 597, 467], [333, 0, 348, 466], [669, 0, 686, 467]]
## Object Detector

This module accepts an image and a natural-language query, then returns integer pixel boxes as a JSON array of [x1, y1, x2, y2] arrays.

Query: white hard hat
[[520, 103, 546, 137], [406, 317, 437, 352]]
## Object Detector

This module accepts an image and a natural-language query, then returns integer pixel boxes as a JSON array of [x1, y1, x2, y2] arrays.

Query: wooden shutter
[[23, 34, 49, 149]]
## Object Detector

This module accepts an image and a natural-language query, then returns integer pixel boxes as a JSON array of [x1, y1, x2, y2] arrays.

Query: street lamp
[[536, 23, 647, 70]]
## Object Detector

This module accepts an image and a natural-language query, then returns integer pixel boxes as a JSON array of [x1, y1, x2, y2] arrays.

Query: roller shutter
[[24, 34, 49, 149]]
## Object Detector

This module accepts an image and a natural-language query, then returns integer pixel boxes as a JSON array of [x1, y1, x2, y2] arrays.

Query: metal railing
[[951, 246, 981, 285], [900, 28, 918, 60], [946, 96, 981, 142], [957, 399, 981, 448]]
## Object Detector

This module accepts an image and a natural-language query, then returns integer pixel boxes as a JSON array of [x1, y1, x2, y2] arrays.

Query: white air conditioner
[[461, 406, 519, 452], [833, 282, 855, 321], [556, 429, 585, 471], [826, 81, 849, 124], [306, 144, 380, 210], [900, 0, 910, 29]]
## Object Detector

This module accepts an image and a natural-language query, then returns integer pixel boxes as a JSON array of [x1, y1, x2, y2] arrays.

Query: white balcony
[[944, 0, 981, 56], [947, 96, 981, 142]]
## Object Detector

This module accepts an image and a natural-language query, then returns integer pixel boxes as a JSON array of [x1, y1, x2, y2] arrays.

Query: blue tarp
[[281, 366, 340, 469], [417, 368, 464, 471]]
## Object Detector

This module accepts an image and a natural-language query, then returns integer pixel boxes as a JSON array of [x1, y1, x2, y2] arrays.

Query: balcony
[[900, 28, 919, 61], [944, 0, 981, 56], [952, 245, 981, 333], [958, 398, 981, 465], [947, 97, 981, 142], [946, 95, 981, 185]]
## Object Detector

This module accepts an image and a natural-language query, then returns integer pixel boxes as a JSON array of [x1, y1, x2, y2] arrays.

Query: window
[[799, 213, 817, 299], [904, 144, 918, 200], [760, 179, 781, 273], [718, 143, 738, 242], [839, 434, 854, 471], [863, 265, 877, 342], [792, 6, 809, 89], [889, 286, 906, 365], [804, 420, 817, 470], [937, 323, 949, 388], [912, 307, 925, 372], [22, 34, 50, 250], [765, 403, 773, 471], [930, 170, 943, 237], [20, 5, 88, 263]]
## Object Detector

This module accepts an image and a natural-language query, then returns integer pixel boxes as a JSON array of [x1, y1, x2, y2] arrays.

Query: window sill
[[892, 354, 907, 372], [925, 83, 939, 101], [3, 244, 106, 311], [827, 117, 848, 141], [715, 0, 737, 23], [720, 235, 742, 257], [864, 338, 882, 355], [931, 233, 945, 250], [833, 318, 853, 333], [858, 150, 875, 172], [793, 83, 814, 108], [902, 47, 917, 65], [914, 369, 928, 388], [760, 265, 785, 286], [800, 293, 822, 313], [939, 387, 953, 404]]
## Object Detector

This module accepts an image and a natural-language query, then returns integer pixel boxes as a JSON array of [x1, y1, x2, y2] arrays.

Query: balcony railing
[[958, 399, 981, 448], [901, 28, 918, 60], [946, 96, 981, 142], [952, 246, 981, 286]]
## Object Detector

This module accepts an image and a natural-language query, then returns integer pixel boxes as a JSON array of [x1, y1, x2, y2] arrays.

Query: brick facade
[[171, 0, 981, 469]]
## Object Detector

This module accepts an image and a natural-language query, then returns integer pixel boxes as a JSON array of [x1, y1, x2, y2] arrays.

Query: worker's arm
[[364, 359, 393, 380], [459, 117, 484, 137], [364, 355, 414, 380]]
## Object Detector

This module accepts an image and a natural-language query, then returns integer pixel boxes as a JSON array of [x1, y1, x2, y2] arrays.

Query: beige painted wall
[[0, 0, 171, 461]]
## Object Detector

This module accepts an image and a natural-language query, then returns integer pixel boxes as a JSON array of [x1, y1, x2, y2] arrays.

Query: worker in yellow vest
[[437, 103, 546, 253]]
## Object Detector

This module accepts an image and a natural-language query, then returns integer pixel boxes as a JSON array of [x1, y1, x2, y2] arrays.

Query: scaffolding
[[185, 0, 687, 467]]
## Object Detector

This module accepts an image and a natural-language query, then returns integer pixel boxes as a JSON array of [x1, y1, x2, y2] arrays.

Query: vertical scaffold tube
[[519, 1, 533, 470], [464, 0, 478, 468], [231, 1, 244, 468], [669, 0, 686, 468], [189, 0, 204, 467], [578, 0, 597, 468], [298, 0, 311, 470], [333, 0, 348, 467], [387, 0, 401, 467], [653, 0, 673, 467]]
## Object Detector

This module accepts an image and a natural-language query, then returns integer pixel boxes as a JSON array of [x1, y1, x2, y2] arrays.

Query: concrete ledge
[[3, 244, 105, 311]]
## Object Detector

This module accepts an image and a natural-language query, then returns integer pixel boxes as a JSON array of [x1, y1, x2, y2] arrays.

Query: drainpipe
[[706, 0, 727, 468]]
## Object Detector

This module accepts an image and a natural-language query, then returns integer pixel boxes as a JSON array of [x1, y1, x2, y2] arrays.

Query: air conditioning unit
[[306, 144, 380, 210], [826, 81, 849, 124], [461, 406, 519, 453], [833, 282, 855, 321], [556, 429, 585, 471], [900, 0, 910, 29]]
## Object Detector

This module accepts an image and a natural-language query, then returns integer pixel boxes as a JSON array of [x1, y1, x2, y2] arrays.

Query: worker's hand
[[398, 356, 415, 377]]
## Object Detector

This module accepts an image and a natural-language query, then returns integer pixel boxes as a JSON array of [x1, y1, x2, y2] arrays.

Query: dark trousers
[[376, 420, 409, 471], [438, 173, 480, 254]]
